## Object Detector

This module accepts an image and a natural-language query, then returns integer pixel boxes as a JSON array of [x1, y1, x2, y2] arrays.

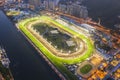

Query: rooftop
[[66, 40, 75, 47], [50, 30, 59, 34]]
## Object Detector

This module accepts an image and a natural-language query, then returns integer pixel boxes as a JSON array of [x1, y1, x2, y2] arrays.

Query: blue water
[[0, 10, 61, 80], [83, 0, 120, 28]]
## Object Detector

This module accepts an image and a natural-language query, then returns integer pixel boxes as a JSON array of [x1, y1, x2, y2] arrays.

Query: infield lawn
[[18, 16, 94, 80]]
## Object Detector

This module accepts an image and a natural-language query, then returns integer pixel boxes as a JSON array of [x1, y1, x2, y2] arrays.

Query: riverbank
[[0, 62, 14, 80], [0, 10, 61, 80]]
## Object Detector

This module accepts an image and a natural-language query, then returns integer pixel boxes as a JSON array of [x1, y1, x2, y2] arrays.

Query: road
[[47, 11, 120, 49]]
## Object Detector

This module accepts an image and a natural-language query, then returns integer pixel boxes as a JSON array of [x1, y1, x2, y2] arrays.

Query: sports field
[[80, 64, 92, 74], [18, 16, 94, 80], [32, 23, 77, 52], [6, 11, 20, 16]]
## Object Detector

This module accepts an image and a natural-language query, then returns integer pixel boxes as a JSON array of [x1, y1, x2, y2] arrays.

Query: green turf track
[[80, 64, 92, 74], [18, 16, 94, 80]]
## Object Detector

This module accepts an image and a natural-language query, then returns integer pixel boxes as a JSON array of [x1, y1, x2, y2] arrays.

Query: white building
[[50, 30, 59, 34], [66, 40, 75, 47], [81, 24, 95, 32]]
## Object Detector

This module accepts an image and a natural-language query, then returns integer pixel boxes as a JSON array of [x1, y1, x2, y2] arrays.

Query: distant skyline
[[83, 0, 120, 28]]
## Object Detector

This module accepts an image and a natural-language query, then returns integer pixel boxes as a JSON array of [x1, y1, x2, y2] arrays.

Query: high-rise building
[[0, 0, 5, 6], [58, 2, 88, 19], [70, 4, 81, 17], [43, 0, 49, 9], [79, 6, 88, 19], [44, 0, 55, 10], [29, 0, 41, 10], [49, 0, 55, 10], [44, 0, 60, 11], [55, 0, 59, 6], [59, 4, 67, 13]]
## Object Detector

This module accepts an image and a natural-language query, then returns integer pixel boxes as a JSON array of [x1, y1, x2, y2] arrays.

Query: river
[[83, 0, 120, 29], [0, 10, 61, 80]]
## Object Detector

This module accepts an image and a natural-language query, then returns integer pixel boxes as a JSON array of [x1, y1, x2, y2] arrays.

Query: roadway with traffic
[[51, 11, 120, 49]]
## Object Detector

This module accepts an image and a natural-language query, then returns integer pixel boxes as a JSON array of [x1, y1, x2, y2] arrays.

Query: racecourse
[[27, 20, 86, 58], [18, 16, 94, 80]]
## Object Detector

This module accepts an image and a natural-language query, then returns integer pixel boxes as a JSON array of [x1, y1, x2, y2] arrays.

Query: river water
[[83, 0, 120, 29], [0, 10, 61, 80]]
